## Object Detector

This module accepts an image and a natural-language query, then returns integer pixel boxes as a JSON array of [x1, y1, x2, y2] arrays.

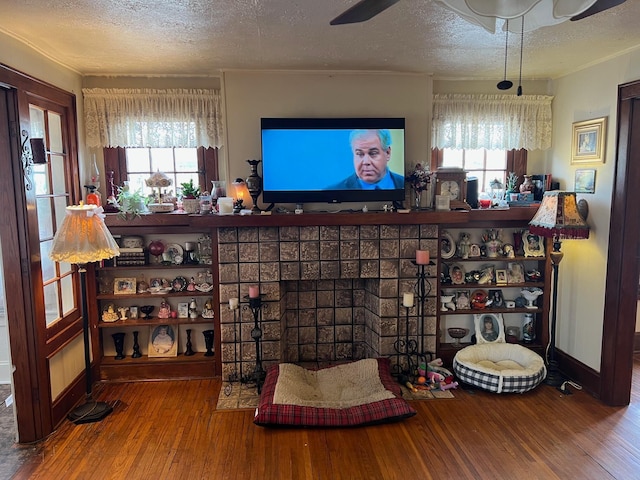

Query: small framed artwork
[[522, 231, 545, 257], [455, 290, 471, 310], [507, 262, 525, 284], [129, 306, 138, 319], [450, 263, 466, 285], [177, 302, 189, 318], [469, 244, 481, 258], [488, 289, 504, 308], [474, 313, 505, 344], [495, 269, 508, 285], [440, 230, 456, 259], [149, 324, 178, 357], [114, 277, 137, 295], [575, 169, 596, 194], [571, 116, 607, 164]]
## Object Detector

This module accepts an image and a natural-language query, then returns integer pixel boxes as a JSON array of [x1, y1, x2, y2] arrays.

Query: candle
[[229, 297, 239, 310], [249, 285, 260, 298], [416, 250, 430, 265], [403, 292, 414, 307], [217, 197, 234, 215]]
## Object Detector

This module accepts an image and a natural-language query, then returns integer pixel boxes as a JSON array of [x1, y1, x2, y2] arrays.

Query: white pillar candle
[[229, 297, 239, 310], [403, 292, 414, 307], [217, 197, 234, 214]]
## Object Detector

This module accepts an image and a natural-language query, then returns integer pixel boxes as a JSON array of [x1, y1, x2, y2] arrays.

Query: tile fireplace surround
[[216, 224, 439, 380]]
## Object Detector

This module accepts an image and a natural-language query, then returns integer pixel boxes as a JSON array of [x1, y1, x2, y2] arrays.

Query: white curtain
[[83, 88, 224, 148], [432, 94, 553, 151]]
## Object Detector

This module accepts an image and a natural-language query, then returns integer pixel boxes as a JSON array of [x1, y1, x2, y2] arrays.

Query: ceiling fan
[[330, 0, 625, 26]]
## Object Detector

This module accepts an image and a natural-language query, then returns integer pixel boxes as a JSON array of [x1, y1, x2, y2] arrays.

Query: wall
[[222, 70, 431, 210], [549, 47, 640, 371]]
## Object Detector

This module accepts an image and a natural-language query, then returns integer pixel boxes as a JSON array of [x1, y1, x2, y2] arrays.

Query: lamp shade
[[528, 191, 590, 240], [49, 204, 120, 264], [232, 178, 252, 208]]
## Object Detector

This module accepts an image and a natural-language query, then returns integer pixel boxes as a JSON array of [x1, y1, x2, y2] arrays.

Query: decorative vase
[[522, 313, 536, 343], [203, 330, 215, 357], [184, 329, 195, 356], [112, 332, 126, 360], [520, 175, 534, 194], [131, 331, 142, 358], [245, 159, 263, 213]]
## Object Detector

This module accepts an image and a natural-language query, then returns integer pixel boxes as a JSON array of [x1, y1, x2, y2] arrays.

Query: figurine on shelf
[[482, 229, 503, 258], [118, 306, 129, 320], [102, 304, 119, 323], [187, 277, 196, 292], [158, 299, 171, 319], [189, 298, 198, 319], [458, 232, 471, 259], [202, 299, 215, 319]]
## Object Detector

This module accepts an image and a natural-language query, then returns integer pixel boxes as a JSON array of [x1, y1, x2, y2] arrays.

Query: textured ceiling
[[1, 0, 639, 80]]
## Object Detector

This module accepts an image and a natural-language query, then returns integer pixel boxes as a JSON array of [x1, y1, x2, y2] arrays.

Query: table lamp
[[49, 204, 120, 423], [528, 191, 590, 387]]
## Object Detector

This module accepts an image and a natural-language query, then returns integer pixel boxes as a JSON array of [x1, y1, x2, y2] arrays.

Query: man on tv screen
[[329, 129, 404, 190]]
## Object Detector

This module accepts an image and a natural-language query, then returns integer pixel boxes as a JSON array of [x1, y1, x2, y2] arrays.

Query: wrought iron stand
[[241, 294, 267, 393]]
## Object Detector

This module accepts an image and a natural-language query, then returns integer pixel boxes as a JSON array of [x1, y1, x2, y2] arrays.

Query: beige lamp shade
[[232, 179, 252, 208], [528, 191, 590, 240], [49, 204, 120, 264]]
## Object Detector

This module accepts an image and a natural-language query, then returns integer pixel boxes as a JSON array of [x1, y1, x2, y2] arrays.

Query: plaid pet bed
[[453, 343, 546, 394], [254, 358, 416, 427]]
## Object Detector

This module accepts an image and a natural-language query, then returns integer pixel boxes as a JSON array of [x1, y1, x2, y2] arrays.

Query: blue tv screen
[[261, 117, 406, 204]]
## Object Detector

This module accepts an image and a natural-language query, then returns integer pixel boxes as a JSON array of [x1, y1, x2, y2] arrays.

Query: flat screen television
[[261, 117, 406, 205]]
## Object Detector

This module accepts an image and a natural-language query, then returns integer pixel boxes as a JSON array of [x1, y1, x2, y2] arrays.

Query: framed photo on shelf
[[440, 230, 456, 259], [474, 313, 505, 344], [575, 169, 596, 194], [450, 264, 466, 285], [177, 302, 189, 318], [114, 277, 136, 295], [129, 306, 138, 319], [522, 231, 545, 257], [455, 290, 471, 310], [148, 324, 178, 358], [571, 116, 607, 164], [488, 289, 504, 308], [495, 269, 508, 285], [507, 262, 525, 284]]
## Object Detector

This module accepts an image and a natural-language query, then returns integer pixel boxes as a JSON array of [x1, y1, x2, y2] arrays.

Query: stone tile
[[380, 259, 399, 278], [218, 243, 239, 263], [238, 227, 259, 242], [335, 307, 353, 323], [217, 227, 237, 243], [259, 242, 279, 262], [359, 225, 380, 239], [359, 239, 379, 259], [380, 224, 400, 238], [300, 242, 319, 260], [335, 289, 354, 308], [258, 227, 278, 241], [340, 261, 359, 278], [320, 241, 339, 260], [300, 262, 320, 280], [336, 325, 353, 342], [259, 262, 280, 282], [320, 261, 340, 279], [380, 239, 399, 259], [238, 243, 260, 262], [317, 308, 334, 325], [298, 291, 317, 309], [360, 259, 379, 278], [280, 242, 299, 261], [320, 225, 339, 241], [300, 226, 319, 241], [317, 326, 334, 343], [379, 278, 398, 298], [339, 240, 359, 260], [239, 262, 260, 283], [399, 224, 420, 239], [219, 263, 239, 283], [280, 226, 300, 241], [340, 225, 359, 239], [299, 309, 317, 326], [420, 224, 438, 238], [317, 290, 334, 308], [280, 262, 300, 280]]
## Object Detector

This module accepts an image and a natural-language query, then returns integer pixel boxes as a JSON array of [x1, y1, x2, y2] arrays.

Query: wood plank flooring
[[10, 356, 640, 479]]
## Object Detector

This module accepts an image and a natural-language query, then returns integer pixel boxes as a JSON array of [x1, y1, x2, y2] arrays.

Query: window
[[104, 146, 220, 198], [124, 147, 200, 196], [431, 148, 527, 194]]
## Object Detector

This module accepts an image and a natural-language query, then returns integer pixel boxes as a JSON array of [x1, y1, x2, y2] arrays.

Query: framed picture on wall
[[571, 117, 607, 164], [575, 169, 596, 194]]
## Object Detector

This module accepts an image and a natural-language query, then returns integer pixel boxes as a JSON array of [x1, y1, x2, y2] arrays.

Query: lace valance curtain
[[83, 88, 224, 148], [432, 94, 553, 151]]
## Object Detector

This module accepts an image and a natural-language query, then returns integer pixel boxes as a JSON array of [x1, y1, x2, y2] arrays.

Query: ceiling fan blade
[[570, 0, 625, 21], [330, 0, 401, 25]]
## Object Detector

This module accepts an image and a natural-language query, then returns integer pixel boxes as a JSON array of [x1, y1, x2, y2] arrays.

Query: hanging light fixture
[[497, 19, 513, 90]]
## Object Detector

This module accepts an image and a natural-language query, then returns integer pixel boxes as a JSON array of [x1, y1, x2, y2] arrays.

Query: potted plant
[[110, 183, 148, 219], [180, 179, 201, 214], [505, 172, 519, 201]]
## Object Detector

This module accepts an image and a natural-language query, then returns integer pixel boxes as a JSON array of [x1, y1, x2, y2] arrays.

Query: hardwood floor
[[10, 356, 640, 479]]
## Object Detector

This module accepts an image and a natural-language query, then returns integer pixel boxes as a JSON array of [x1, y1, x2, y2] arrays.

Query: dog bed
[[254, 358, 416, 427], [453, 343, 546, 393]]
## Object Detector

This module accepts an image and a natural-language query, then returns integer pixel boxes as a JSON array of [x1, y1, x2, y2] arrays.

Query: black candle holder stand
[[240, 294, 268, 393], [413, 261, 434, 357], [393, 305, 419, 383]]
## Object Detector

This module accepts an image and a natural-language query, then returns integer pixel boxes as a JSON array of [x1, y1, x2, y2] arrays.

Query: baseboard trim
[[557, 349, 601, 399]]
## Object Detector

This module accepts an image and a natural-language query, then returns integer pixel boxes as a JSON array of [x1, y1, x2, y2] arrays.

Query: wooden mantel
[[103, 206, 540, 230]]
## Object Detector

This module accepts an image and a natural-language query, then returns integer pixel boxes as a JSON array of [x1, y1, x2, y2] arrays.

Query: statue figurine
[[158, 299, 171, 319], [102, 304, 119, 323], [458, 232, 471, 259], [202, 299, 215, 319]]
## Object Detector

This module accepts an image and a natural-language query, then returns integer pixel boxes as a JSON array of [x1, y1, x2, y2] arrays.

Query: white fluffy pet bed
[[453, 343, 546, 393]]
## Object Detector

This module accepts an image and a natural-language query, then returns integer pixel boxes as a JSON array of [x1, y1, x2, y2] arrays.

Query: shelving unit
[[437, 223, 551, 364], [86, 223, 219, 382]]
